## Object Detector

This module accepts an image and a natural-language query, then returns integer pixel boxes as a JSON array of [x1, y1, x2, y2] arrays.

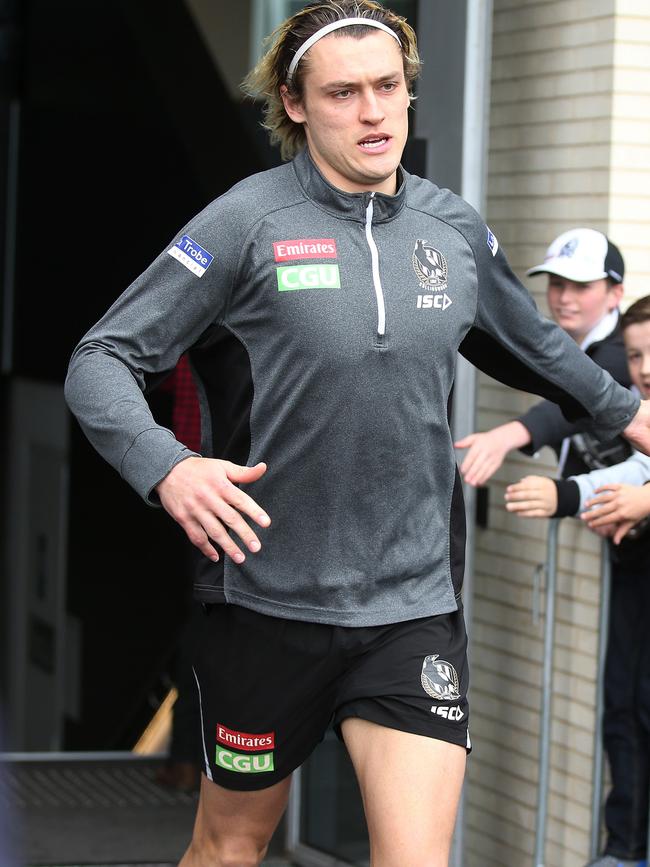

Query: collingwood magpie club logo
[[421, 654, 461, 701], [413, 241, 452, 310], [413, 240, 448, 291]]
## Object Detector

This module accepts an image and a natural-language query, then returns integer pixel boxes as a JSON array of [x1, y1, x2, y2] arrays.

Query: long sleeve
[[457, 216, 639, 442], [64, 196, 244, 502], [517, 331, 632, 454]]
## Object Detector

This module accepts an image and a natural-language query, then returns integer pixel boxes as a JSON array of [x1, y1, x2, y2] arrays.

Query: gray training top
[[64, 149, 640, 627]]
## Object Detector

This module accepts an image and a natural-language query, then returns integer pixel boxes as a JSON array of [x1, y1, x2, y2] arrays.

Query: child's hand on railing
[[504, 475, 557, 518]]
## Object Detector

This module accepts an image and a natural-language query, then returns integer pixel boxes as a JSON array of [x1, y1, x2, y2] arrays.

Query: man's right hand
[[156, 457, 271, 564], [454, 421, 531, 486]]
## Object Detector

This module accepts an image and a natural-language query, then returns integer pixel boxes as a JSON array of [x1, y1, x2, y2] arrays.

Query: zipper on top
[[364, 192, 385, 340]]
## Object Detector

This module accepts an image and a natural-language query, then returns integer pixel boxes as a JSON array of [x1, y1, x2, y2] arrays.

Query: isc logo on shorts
[[431, 705, 465, 721], [215, 745, 275, 774]]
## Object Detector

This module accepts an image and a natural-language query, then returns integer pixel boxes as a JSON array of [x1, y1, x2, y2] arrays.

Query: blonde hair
[[241, 1, 421, 161]]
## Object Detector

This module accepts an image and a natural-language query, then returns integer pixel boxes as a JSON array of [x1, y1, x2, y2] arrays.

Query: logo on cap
[[557, 238, 578, 259]]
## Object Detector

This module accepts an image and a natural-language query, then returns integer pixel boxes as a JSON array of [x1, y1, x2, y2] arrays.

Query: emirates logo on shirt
[[273, 239, 337, 262]]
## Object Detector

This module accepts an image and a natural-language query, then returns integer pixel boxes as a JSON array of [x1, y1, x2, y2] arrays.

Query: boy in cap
[[456, 226, 630, 485]]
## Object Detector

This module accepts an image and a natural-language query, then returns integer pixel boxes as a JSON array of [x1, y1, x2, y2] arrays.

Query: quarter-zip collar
[[292, 148, 407, 224]]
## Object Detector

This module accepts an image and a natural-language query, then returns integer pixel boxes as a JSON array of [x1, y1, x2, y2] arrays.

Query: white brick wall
[[464, 1, 635, 865], [610, 5, 650, 301]]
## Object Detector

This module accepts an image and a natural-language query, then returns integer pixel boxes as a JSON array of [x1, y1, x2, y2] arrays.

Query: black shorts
[[192, 603, 470, 791]]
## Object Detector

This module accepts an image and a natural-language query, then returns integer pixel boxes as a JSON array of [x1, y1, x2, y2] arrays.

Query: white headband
[[287, 18, 402, 81]]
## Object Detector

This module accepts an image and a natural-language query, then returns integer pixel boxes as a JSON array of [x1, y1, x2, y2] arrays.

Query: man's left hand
[[621, 399, 650, 455]]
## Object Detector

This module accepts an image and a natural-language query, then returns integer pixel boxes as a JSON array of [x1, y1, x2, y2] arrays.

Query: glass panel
[[300, 730, 369, 866]]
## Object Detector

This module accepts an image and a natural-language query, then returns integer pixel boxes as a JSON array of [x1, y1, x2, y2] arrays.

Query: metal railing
[[533, 522, 612, 867]]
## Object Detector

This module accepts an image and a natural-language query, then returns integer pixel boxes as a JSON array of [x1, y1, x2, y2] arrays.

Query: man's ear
[[280, 84, 305, 124]]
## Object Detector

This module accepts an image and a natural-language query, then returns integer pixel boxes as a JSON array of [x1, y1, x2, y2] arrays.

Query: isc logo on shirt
[[277, 264, 341, 291], [168, 234, 214, 277]]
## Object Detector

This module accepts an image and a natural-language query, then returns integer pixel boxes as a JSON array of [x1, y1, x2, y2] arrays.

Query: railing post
[[534, 519, 560, 867], [590, 539, 612, 858]]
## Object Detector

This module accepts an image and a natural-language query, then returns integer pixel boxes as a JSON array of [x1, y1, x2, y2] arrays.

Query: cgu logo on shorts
[[215, 745, 275, 774], [215, 724, 276, 774], [276, 264, 341, 292]]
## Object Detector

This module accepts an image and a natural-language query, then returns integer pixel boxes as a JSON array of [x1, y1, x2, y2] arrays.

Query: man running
[[64, 3, 650, 865]]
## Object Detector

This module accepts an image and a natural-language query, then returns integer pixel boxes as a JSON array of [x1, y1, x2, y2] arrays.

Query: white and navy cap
[[527, 227, 624, 284]]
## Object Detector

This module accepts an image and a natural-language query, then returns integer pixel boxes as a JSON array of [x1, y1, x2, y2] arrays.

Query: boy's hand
[[582, 482, 650, 544], [504, 475, 557, 517]]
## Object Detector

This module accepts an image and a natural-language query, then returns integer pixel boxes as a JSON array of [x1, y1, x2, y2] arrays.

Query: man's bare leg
[[342, 717, 466, 867], [179, 772, 291, 867]]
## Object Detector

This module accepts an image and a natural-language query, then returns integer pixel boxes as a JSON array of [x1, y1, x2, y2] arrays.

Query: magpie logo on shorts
[[168, 234, 214, 277], [215, 723, 275, 774], [413, 240, 452, 311], [420, 654, 461, 701]]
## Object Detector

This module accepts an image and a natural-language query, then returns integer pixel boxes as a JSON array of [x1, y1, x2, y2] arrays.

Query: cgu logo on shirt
[[274, 238, 341, 292]]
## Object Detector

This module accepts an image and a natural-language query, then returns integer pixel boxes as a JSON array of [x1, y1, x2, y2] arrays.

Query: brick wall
[[465, 2, 620, 865]]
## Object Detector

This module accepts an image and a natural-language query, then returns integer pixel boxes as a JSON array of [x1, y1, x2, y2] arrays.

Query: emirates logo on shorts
[[420, 654, 461, 701]]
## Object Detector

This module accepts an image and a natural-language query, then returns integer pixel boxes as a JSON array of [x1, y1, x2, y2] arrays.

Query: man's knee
[[214, 840, 269, 867], [186, 834, 270, 867]]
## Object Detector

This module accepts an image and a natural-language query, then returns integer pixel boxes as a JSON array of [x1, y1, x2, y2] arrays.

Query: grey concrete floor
[[4, 757, 292, 867]]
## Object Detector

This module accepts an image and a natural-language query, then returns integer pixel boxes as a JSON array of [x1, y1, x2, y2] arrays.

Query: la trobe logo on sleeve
[[168, 234, 214, 277]]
